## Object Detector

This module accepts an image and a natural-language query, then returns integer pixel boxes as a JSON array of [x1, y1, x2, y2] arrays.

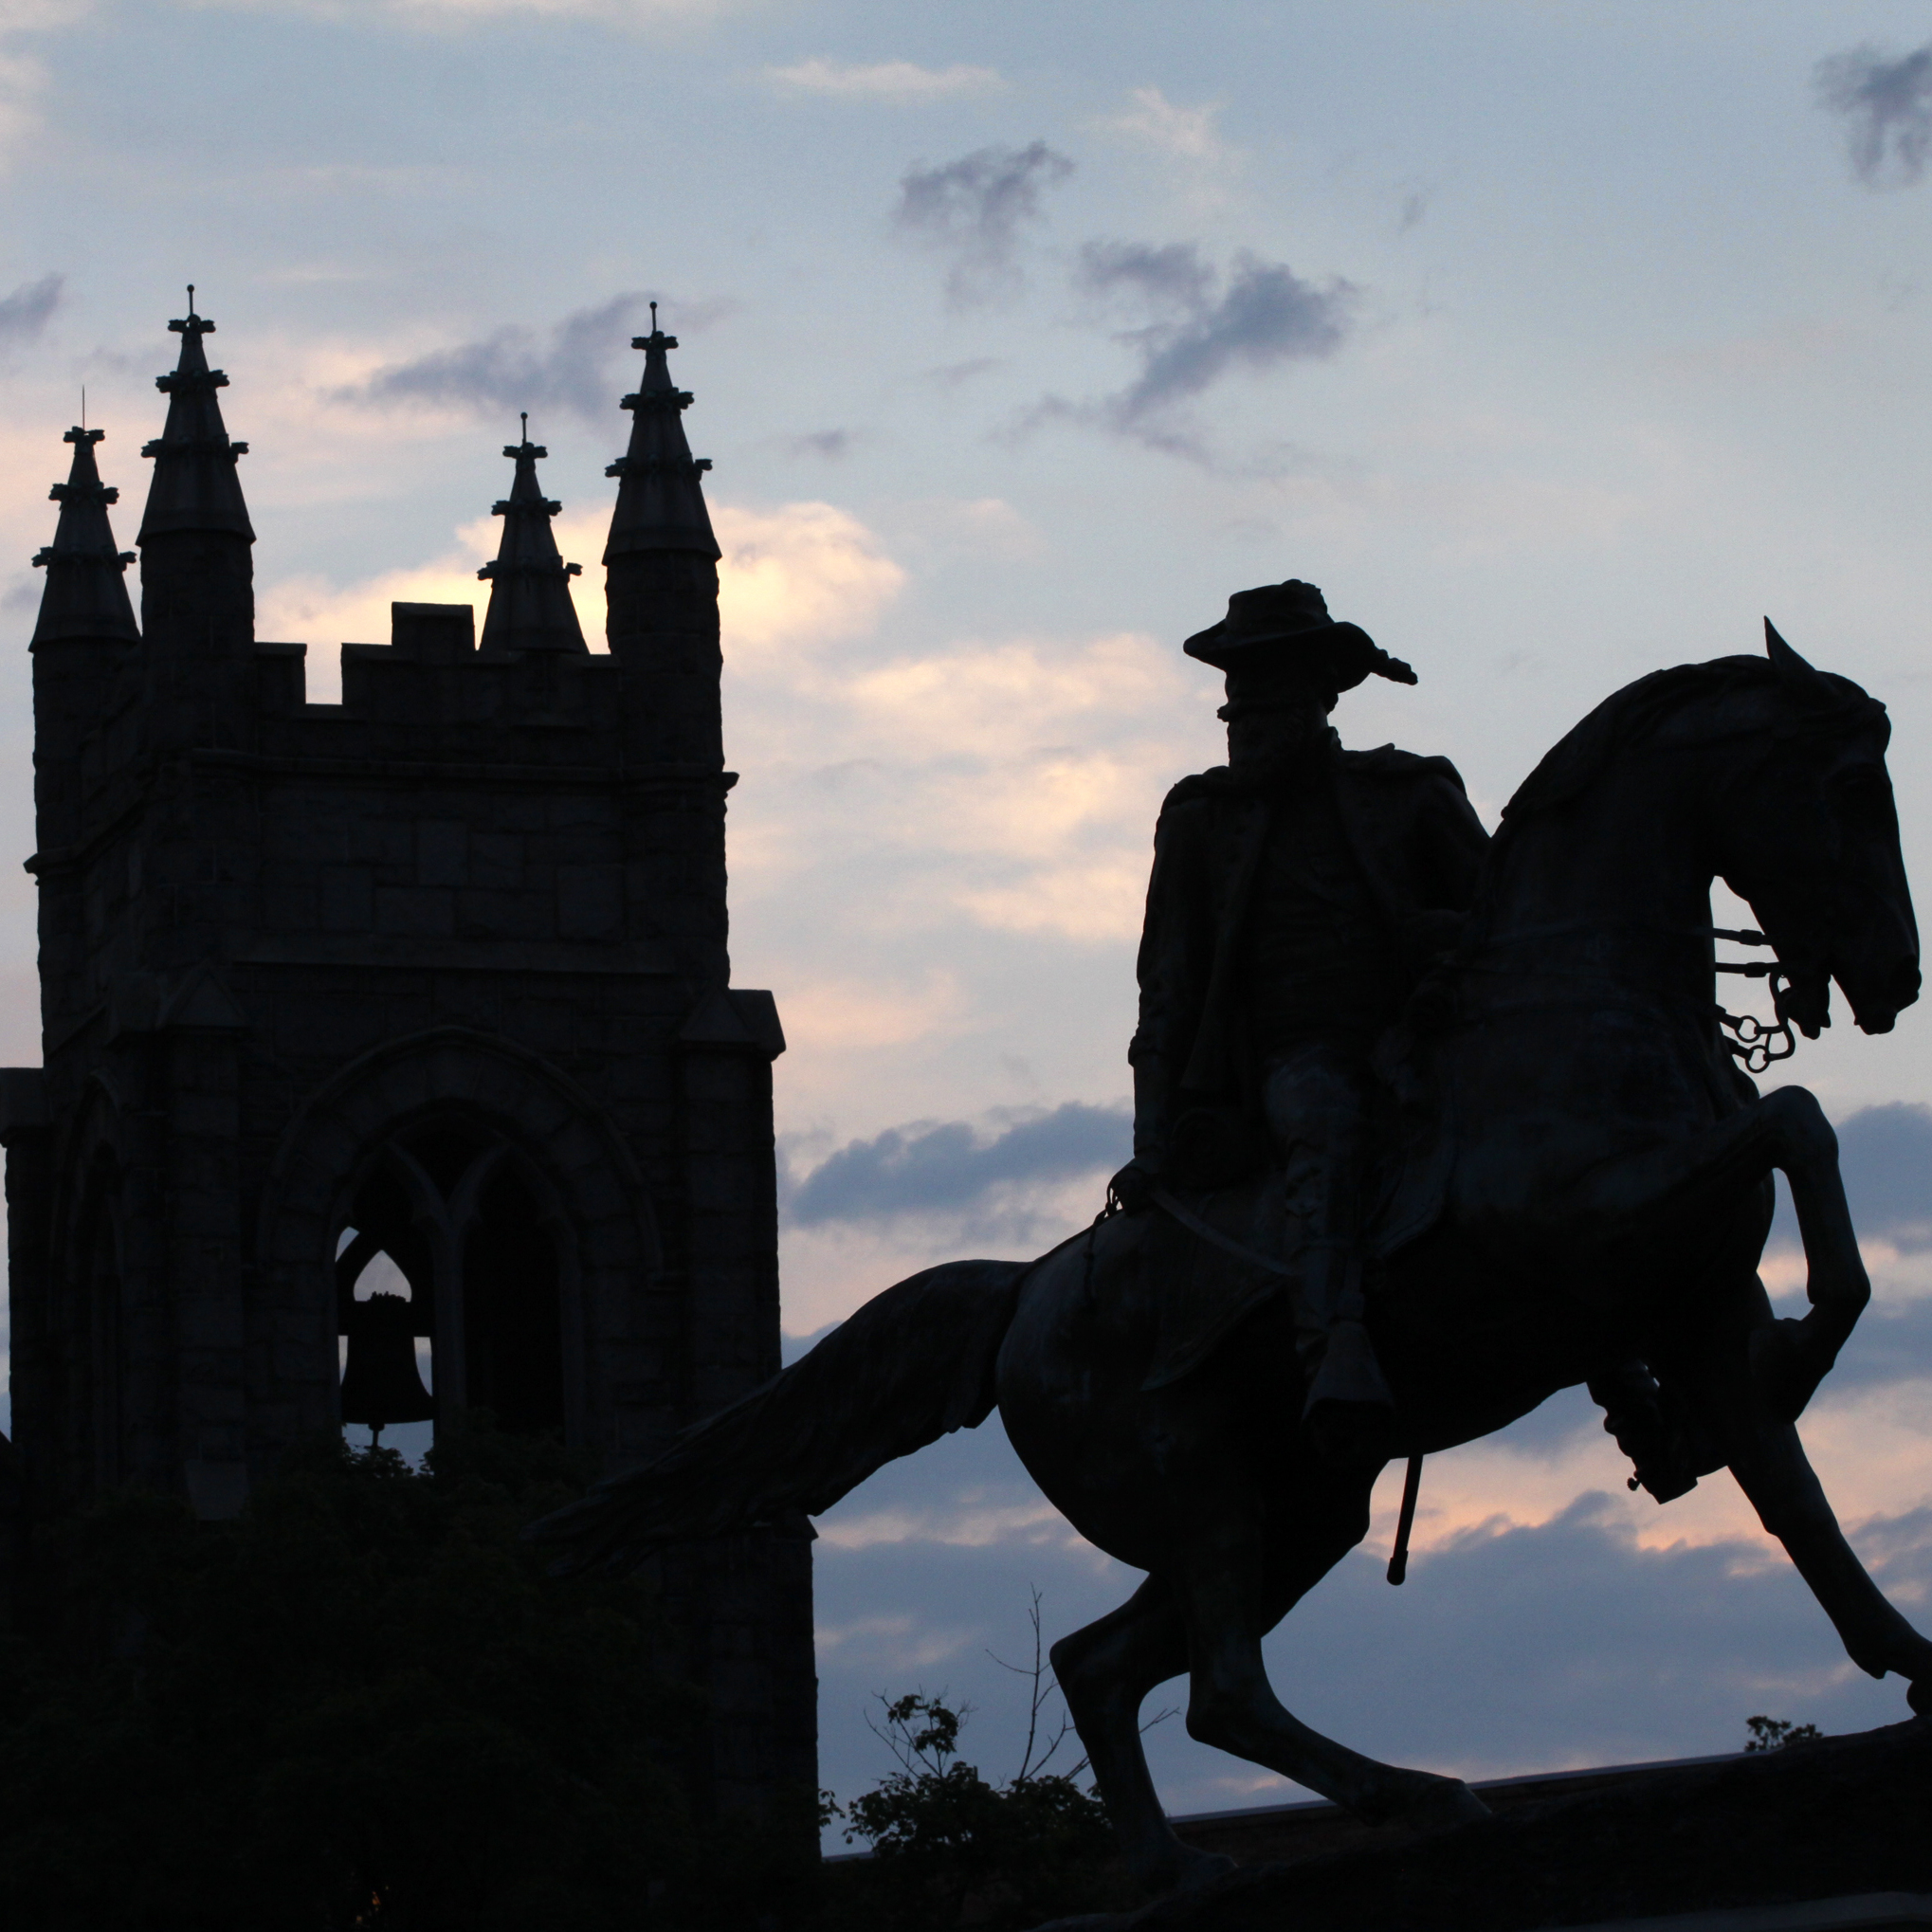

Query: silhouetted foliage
[[1743, 1714, 1824, 1753], [818, 1690, 1129, 1931], [0, 1417, 796, 1931]]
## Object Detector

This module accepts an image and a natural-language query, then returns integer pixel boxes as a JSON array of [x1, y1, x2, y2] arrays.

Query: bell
[[339, 1291, 434, 1431]]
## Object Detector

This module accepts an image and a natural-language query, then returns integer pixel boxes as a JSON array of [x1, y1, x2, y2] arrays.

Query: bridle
[[1708, 924, 1799, 1074], [1716, 1002, 1797, 1076]]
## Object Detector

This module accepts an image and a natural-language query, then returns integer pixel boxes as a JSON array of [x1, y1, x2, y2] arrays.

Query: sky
[[3, 0, 1932, 1841]]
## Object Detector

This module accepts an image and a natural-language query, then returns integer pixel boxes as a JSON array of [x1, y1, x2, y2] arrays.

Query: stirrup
[[1302, 1321, 1395, 1466], [1303, 1317, 1394, 1415]]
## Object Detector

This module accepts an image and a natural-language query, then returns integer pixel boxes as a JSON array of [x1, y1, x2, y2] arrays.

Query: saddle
[[1139, 1009, 1454, 1392]]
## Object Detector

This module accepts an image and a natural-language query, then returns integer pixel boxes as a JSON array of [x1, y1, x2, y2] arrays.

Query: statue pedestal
[[1039, 1719, 1932, 1931]]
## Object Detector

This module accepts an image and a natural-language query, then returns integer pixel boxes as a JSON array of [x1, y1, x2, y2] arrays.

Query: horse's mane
[[1501, 655, 1879, 826]]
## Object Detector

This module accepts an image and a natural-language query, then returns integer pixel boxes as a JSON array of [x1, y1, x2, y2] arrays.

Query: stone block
[[266, 811, 344, 865], [348, 815, 413, 869], [557, 865, 622, 939], [469, 832, 523, 889], [390, 602, 475, 662], [457, 889, 550, 941], [374, 886, 455, 939], [264, 882, 317, 932], [415, 819, 467, 886], [492, 794, 546, 832], [319, 866, 374, 932]]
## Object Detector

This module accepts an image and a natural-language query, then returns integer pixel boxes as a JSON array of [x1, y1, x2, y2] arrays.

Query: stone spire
[[137, 287, 253, 543], [477, 417, 587, 655], [31, 426, 138, 647], [604, 303, 720, 562]]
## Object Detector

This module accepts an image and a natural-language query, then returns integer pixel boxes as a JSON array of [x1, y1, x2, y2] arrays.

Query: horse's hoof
[[1385, 1772, 1490, 1834], [1749, 1318, 1829, 1425]]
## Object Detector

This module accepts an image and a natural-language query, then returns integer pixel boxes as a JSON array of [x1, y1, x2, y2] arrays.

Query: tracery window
[[333, 1121, 568, 1455]]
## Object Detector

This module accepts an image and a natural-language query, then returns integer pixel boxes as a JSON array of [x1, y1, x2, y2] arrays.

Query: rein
[[1454, 920, 1800, 1074]]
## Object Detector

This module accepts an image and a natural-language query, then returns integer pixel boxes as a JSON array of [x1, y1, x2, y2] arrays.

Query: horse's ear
[[1765, 617, 1820, 681]]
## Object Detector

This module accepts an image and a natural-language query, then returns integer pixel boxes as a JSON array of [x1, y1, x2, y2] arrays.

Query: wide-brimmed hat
[[1184, 579, 1415, 707]]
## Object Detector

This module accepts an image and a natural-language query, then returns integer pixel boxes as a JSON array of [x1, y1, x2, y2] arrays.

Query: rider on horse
[[1109, 579, 1489, 1454]]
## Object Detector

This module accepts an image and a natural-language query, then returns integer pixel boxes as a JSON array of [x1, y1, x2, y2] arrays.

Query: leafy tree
[[1743, 1714, 1824, 1753], [817, 1595, 1136, 1931], [0, 1418, 800, 1931]]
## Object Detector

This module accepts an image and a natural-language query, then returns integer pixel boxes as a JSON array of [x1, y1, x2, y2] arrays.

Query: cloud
[[788, 428, 854, 460], [925, 356, 1000, 388], [1836, 1103, 1932, 1249], [785, 1102, 1129, 1227], [343, 293, 651, 423], [1058, 240, 1357, 452], [1825, 1301, 1932, 1391], [725, 620, 1194, 942], [0, 3, 86, 166], [1814, 43, 1932, 188], [765, 58, 1003, 102], [882, 495, 1044, 562], [1075, 238, 1215, 313], [893, 140, 1074, 309], [0, 270, 59, 344], [1090, 85, 1227, 164], [719, 545, 1197, 952], [1767, 1102, 1932, 1255], [713, 499, 907, 657]]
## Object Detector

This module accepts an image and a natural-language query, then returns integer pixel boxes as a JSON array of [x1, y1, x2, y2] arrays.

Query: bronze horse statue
[[532, 628, 1926, 1894]]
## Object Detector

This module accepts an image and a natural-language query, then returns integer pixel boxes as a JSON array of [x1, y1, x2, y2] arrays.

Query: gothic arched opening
[[330, 1123, 569, 1449]]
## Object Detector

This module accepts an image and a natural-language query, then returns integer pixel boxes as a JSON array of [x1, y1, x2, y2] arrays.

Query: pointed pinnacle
[[139, 297, 252, 542], [33, 423, 138, 645], [605, 310, 719, 561]]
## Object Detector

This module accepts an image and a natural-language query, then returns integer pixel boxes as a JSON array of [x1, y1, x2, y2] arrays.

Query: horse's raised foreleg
[[1051, 1577, 1233, 1895], [1175, 1515, 1489, 1837], [1568, 1085, 1867, 1422]]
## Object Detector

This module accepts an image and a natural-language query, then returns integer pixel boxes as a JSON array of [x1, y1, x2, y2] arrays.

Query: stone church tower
[[1, 298, 816, 1816]]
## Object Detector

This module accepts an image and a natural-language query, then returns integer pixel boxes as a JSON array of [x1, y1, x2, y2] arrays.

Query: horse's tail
[[525, 1259, 1028, 1573]]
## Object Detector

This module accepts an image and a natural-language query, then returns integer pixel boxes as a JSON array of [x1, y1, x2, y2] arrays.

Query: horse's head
[[1715, 623, 1920, 1037]]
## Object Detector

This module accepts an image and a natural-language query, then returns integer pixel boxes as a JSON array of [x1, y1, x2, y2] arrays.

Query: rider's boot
[[1300, 1245, 1395, 1465], [1587, 1358, 1698, 1504]]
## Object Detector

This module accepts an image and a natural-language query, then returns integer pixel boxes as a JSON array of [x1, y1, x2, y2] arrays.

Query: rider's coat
[[1128, 742, 1489, 1174]]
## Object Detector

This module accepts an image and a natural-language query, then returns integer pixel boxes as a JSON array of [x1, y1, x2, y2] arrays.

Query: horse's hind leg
[[1177, 1512, 1490, 1834], [1052, 1577, 1234, 1895]]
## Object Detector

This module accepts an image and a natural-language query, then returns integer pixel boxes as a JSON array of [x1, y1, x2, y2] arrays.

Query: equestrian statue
[[531, 583, 1927, 1897]]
